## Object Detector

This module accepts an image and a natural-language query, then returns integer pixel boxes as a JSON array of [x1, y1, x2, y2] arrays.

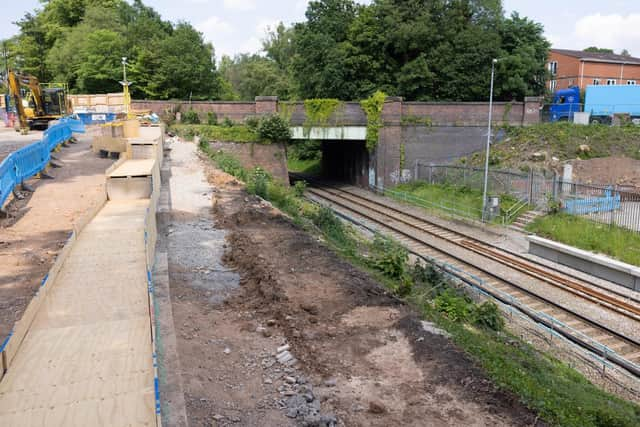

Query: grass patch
[[287, 157, 321, 175], [199, 142, 640, 427], [527, 213, 640, 266], [391, 181, 526, 224], [170, 124, 260, 143]]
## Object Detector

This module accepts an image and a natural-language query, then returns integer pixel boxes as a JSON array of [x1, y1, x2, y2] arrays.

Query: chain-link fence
[[414, 161, 640, 233]]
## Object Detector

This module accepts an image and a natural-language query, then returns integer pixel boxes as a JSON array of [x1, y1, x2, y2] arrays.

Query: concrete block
[[528, 235, 640, 291]]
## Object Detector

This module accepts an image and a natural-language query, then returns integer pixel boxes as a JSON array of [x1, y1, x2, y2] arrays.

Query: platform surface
[[0, 199, 155, 426], [108, 159, 156, 178]]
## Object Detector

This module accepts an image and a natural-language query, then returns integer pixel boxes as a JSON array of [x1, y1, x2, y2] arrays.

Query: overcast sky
[[1, 0, 639, 59]]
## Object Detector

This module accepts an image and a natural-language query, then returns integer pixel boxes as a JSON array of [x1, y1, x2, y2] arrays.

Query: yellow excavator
[[6, 70, 70, 133]]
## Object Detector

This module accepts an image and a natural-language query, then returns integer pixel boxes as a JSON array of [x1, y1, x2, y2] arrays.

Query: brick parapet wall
[[132, 97, 542, 127]]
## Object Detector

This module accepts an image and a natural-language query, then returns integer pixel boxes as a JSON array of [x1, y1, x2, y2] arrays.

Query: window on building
[[628, 80, 637, 85], [550, 80, 557, 91], [593, 79, 600, 85], [606, 79, 617, 85], [548, 61, 558, 75]]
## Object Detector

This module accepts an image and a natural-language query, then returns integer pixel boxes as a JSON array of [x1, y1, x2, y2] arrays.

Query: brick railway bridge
[[133, 96, 542, 187]]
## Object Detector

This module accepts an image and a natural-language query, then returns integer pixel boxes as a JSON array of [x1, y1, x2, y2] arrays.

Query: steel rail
[[297, 178, 640, 317], [303, 185, 640, 377]]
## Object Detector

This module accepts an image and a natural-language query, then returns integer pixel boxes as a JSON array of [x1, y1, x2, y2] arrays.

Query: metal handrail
[[502, 198, 530, 225]]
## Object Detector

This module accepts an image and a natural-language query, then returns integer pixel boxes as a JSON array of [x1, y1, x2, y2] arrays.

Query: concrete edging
[[528, 235, 640, 291]]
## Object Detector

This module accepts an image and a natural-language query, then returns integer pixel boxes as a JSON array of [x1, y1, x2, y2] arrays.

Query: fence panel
[[413, 162, 640, 232]]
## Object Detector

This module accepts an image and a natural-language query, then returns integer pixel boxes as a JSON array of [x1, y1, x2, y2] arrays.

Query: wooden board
[[108, 159, 156, 178], [0, 199, 156, 426]]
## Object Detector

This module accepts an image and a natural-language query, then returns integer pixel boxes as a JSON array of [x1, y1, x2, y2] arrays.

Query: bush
[[207, 112, 218, 125], [288, 139, 322, 160], [434, 290, 472, 322], [293, 180, 307, 197], [472, 301, 504, 331], [370, 236, 408, 280], [248, 167, 269, 199], [244, 116, 260, 131], [222, 117, 234, 127], [258, 114, 292, 143], [182, 109, 200, 124]]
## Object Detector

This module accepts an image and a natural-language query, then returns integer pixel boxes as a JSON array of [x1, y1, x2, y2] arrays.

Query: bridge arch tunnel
[[290, 126, 371, 187], [320, 139, 370, 186]]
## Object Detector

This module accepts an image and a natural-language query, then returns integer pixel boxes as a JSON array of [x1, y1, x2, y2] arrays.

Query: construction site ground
[[158, 139, 541, 426], [0, 133, 113, 342], [0, 127, 43, 163]]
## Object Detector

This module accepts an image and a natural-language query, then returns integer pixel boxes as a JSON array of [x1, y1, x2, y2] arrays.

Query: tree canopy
[[3, 0, 551, 102], [5, 0, 221, 99]]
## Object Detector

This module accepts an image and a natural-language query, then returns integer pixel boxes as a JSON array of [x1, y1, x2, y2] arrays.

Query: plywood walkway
[[0, 199, 156, 426]]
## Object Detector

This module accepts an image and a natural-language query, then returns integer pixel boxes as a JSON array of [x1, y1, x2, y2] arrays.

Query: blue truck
[[549, 85, 640, 124]]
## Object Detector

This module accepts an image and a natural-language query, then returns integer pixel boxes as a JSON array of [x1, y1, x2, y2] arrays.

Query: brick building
[[547, 48, 640, 91]]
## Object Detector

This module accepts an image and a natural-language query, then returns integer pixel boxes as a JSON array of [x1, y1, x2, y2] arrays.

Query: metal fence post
[[552, 172, 558, 202], [528, 169, 534, 204], [429, 164, 433, 184]]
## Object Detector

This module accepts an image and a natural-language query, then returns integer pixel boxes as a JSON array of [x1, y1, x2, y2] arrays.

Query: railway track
[[295, 177, 640, 377]]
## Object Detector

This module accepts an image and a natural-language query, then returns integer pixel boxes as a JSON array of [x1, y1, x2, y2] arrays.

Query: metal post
[[482, 59, 498, 222]]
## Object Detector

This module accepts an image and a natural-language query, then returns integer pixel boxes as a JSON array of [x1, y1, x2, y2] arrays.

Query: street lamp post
[[481, 58, 498, 222], [120, 57, 132, 118]]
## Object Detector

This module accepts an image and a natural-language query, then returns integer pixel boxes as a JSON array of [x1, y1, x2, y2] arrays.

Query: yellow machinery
[[6, 70, 70, 133]]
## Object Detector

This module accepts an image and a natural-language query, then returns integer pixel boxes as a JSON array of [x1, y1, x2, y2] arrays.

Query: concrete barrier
[[528, 235, 640, 291]]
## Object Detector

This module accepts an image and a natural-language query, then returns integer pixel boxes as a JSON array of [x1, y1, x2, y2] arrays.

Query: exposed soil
[[570, 156, 640, 189], [164, 140, 543, 426], [0, 134, 113, 342]]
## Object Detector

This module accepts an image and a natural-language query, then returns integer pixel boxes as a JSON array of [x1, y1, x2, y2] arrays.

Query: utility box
[[486, 196, 501, 220]]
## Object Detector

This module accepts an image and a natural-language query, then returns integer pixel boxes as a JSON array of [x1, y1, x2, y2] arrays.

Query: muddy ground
[[164, 141, 542, 426], [0, 134, 112, 342]]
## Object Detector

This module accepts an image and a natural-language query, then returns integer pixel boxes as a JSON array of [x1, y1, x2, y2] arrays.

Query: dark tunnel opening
[[320, 140, 370, 186]]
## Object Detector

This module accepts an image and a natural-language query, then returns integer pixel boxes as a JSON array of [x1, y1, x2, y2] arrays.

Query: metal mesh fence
[[414, 161, 640, 233]]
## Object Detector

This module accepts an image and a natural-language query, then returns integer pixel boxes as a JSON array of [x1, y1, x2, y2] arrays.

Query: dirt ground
[[163, 140, 542, 426], [0, 127, 43, 163], [570, 156, 640, 189], [0, 134, 113, 341]]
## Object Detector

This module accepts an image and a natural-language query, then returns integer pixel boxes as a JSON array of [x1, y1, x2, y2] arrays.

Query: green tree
[[219, 54, 292, 100], [152, 22, 221, 99], [583, 46, 615, 54]]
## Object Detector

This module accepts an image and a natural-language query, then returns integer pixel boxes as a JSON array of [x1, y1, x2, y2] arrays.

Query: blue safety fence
[[0, 117, 85, 208], [564, 188, 621, 215]]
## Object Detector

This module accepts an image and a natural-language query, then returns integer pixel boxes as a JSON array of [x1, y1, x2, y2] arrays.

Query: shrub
[[434, 290, 472, 322], [222, 117, 234, 127], [370, 236, 408, 280], [248, 167, 269, 199], [258, 114, 292, 143], [182, 109, 200, 124], [288, 139, 322, 160], [471, 301, 504, 331], [207, 112, 218, 125], [244, 116, 260, 131], [293, 180, 307, 197]]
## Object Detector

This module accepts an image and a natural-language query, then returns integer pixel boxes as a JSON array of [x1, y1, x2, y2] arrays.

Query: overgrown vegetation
[[199, 142, 640, 427], [257, 114, 292, 143], [170, 114, 291, 144], [303, 99, 344, 136], [170, 124, 259, 143], [361, 91, 386, 151], [527, 213, 640, 266], [286, 139, 322, 175], [464, 123, 640, 168]]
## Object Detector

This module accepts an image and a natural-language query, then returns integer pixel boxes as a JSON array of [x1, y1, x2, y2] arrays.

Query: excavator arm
[[7, 71, 30, 134]]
